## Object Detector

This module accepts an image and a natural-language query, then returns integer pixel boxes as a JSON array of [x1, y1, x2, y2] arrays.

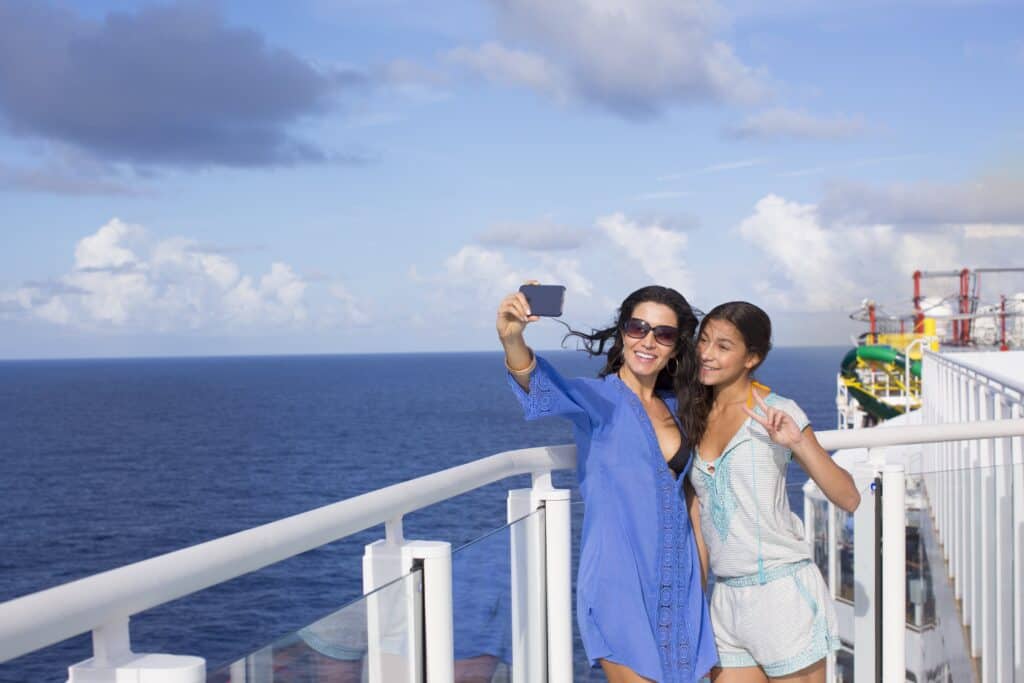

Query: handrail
[[925, 349, 1024, 398], [815, 419, 1024, 450], [0, 444, 574, 663], [4, 421, 1024, 663]]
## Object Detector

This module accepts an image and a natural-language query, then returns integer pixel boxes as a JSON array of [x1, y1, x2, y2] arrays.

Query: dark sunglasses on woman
[[622, 318, 679, 347]]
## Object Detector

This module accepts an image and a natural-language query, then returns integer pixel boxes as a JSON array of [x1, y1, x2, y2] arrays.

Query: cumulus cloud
[[476, 219, 589, 251], [412, 243, 597, 326], [598, 213, 691, 293], [963, 224, 1024, 239], [737, 195, 859, 310], [448, 43, 568, 102], [820, 175, 1024, 227], [0, 2, 363, 168], [726, 107, 865, 140], [447, 0, 766, 118], [2, 219, 364, 331], [736, 194, 1023, 312], [414, 211, 702, 345]]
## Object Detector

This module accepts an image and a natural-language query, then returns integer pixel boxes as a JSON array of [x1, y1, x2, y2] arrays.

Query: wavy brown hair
[[563, 285, 708, 455]]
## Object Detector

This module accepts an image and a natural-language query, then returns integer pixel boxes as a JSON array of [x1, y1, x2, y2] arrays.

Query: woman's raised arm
[[497, 289, 540, 391]]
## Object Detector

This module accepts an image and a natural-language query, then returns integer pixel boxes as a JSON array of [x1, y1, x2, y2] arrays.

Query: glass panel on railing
[[449, 507, 544, 683], [910, 460, 1021, 683], [570, 500, 606, 682], [835, 505, 855, 605], [206, 567, 423, 683]]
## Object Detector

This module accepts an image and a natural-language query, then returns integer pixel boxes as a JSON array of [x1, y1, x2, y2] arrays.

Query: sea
[[0, 347, 845, 682]]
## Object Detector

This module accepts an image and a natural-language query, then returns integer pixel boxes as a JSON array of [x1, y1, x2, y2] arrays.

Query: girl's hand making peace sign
[[743, 390, 805, 450]]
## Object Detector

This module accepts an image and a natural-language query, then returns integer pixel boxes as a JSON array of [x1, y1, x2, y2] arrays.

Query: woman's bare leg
[[599, 659, 657, 683], [768, 658, 825, 683], [711, 665, 769, 683]]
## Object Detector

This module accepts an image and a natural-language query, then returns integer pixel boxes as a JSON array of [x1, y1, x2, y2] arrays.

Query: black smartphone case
[[519, 285, 566, 317]]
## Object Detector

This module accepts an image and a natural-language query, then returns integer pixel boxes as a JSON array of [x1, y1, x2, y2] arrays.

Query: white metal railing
[[3, 420, 1024, 681], [0, 444, 574, 682], [922, 350, 1024, 682]]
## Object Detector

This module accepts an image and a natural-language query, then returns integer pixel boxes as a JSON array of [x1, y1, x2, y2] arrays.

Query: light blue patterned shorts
[[710, 560, 840, 677]]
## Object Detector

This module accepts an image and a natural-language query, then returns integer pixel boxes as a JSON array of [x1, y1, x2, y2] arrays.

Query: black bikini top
[[667, 441, 689, 476]]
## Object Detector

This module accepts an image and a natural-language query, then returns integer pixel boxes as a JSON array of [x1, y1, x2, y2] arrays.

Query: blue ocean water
[[0, 348, 844, 682]]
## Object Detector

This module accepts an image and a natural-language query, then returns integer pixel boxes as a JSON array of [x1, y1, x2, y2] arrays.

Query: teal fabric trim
[[706, 451, 738, 542], [760, 572, 839, 677], [717, 650, 757, 668], [760, 632, 839, 677], [718, 559, 812, 587]]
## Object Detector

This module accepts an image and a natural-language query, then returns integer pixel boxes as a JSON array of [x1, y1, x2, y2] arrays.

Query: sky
[[1, 0, 1023, 358]]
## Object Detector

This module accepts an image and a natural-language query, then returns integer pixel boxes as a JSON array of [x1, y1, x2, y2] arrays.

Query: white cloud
[[540, 256, 593, 297], [736, 194, 1024, 312], [328, 283, 369, 326], [3, 219, 363, 331], [447, 0, 766, 118], [74, 218, 144, 271], [699, 158, 767, 173], [443, 245, 526, 295], [598, 213, 691, 293], [414, 243, 598, 328], [963, 223, 1024, 239], [727, 107, 865, 140], [476, 219, 588, 251], [821, 175, 1024, 226], [738, 195, 859, 310], [447, 43, 567, 101]]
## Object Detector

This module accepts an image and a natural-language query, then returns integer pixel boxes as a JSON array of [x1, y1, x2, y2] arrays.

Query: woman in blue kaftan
[[498, 285, 718, 683]]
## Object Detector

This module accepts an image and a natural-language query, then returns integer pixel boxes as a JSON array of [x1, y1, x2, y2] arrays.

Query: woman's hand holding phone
[[498, 281, 543, 382], [496, 288, 539, 343]]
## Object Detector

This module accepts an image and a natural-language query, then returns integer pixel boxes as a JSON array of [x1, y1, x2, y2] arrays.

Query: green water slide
[[840, 344, 922, 420], [840, 344, 921, 378]]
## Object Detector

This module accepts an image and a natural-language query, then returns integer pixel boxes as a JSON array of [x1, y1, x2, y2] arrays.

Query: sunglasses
[[622, 318, 679, 347]]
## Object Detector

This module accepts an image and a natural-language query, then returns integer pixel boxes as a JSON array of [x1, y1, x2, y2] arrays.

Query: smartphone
[[519, 284, 566, 317]]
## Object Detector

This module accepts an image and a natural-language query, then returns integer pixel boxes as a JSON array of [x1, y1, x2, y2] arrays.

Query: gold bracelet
[[505, 354, 536, 375]]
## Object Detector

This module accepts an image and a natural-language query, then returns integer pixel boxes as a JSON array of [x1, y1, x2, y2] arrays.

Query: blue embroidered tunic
[[508, 356, 718, 683]]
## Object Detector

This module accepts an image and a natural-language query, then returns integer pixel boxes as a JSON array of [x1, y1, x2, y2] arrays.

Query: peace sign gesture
[[743, 389, 804, 450]]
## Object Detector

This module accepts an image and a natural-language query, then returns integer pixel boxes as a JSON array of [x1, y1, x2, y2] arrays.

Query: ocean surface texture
[[0, 348, 843, 682]]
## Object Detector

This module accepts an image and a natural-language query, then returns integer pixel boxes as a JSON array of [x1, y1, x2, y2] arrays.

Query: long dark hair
[[563, 285, 708, 454]]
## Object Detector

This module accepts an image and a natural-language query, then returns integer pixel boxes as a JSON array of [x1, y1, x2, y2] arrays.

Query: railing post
[[978, 384, 996, 681], [954, 373, 966, 599], [508, 476, 572, 683], [364, 536, 423, 683], [967, 380, 981, 655], [881, 464, 906, 683], [67, 618, 204, 683], [1013, 401, 1024, 681], [993, 396, 1013, 681], [542, 488, 573, 683], [508, 488, 547, 683], [825, 501, 838, 683], [852, 458, 879, 683], [414, 542, 454, 683], [364, 528, 452, 683]]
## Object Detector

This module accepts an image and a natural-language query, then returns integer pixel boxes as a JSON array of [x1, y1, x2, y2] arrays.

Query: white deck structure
[[806, 350, 1024, 683], [1, 351, 1023, 682]]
